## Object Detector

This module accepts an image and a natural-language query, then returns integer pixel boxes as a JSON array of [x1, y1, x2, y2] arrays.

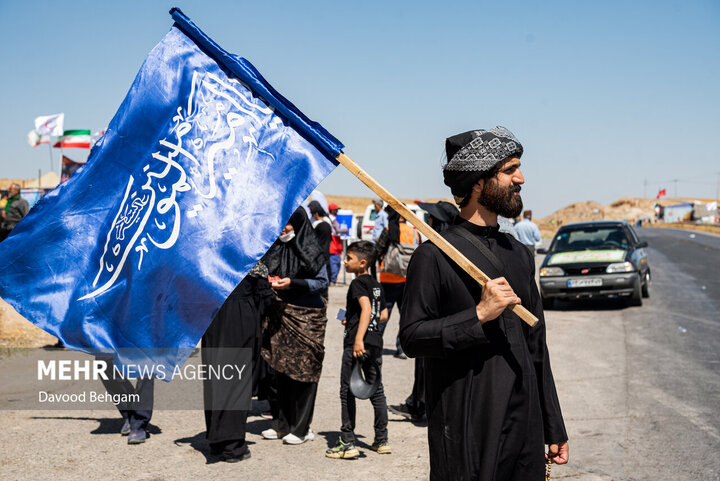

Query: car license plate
[[567, 278, 602, 288]]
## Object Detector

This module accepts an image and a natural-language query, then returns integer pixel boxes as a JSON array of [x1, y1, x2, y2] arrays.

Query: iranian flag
[[27, 130, 51, 147], [54, 130, 92, 149]]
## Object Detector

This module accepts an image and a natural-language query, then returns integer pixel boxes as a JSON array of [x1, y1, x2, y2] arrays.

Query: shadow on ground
[[29, 415, 161, 436], [546, 298, 635, 311], [174, 431, 257, 464]]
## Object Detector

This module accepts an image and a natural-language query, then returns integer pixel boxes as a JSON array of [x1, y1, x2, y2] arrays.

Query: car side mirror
[[636, 241, 648, 248], [537, 247, 548, 254]]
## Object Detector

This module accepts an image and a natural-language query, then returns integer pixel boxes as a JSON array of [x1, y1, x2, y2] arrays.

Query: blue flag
[[0, 9, 342, 370]]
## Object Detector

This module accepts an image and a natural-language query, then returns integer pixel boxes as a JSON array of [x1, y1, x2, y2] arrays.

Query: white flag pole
[[47, 142, 54, 177]]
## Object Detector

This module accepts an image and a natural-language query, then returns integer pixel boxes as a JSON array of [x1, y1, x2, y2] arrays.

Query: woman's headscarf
[[385, 206, 401, 244], [263, 207, 326, 279]]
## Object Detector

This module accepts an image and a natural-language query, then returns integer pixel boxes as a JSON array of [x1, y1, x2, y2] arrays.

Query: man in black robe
[[399, 126, 568, 481]]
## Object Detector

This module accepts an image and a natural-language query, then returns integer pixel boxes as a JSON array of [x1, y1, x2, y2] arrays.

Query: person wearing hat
[[399, 127, 568, 480], [388, 200, 458, 422], [327, 202, 348, 285]]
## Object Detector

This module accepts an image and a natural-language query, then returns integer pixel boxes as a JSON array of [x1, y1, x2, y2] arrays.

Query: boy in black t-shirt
[[326, 241, 390, 459]]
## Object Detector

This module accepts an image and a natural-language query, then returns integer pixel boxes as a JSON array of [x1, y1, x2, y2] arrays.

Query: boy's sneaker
[[325, 438, 360, 459], [261, 428, 279, 440], [370, 440, 392, 454]]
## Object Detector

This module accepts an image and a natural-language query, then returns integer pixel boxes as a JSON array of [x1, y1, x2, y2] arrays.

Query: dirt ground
[[0, 280, 435, 481]]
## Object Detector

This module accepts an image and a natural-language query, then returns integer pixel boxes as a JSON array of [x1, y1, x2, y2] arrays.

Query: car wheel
[[542, 297, 554, 310], [641, 271, 651, 298], [628, 275, 643, 307]]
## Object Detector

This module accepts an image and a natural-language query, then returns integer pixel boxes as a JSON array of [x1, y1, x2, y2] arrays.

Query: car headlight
[[540, 267, 564, 277], [606, 262, 634, 273]]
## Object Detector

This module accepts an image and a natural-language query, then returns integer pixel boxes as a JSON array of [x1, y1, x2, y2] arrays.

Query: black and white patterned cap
[[444, 126, 523, 172], [443, 126, 523, 201]]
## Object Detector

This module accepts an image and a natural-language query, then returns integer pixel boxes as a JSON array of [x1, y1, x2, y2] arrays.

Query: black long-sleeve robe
[[399, 219, 567, 481]]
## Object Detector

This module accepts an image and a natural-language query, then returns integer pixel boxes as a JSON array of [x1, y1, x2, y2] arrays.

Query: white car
[[359, 203, 429, 243]]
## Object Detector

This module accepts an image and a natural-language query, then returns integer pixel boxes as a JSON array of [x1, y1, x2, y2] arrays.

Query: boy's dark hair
[[347, 240, 376, 265]]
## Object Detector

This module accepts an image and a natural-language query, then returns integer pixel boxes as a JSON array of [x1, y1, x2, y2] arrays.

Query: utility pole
[[674, 179, 678, 198], [716, 172, 719, 223]]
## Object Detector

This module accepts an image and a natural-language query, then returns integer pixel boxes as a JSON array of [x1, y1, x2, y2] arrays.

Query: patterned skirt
[[261, 297, 328, 383]]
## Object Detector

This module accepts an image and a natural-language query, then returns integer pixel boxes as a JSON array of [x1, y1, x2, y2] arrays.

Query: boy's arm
[[353, 296, 372, 358], [380, 307, 389, 324]]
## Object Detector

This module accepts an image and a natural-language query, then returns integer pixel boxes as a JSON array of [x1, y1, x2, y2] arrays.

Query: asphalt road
[[0, 226, 718, 480], [546, 227, 720, 480]]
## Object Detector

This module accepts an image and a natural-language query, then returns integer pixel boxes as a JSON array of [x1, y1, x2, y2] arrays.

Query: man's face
[[477, 157, 524, 218], [8, 185, 19, 197]]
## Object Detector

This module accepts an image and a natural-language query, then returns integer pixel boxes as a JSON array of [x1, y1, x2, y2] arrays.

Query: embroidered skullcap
[[443, 126, 523, 203]]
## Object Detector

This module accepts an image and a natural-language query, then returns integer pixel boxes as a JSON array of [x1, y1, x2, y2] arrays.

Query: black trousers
[[274, 372, 317, 438], [98, 360, 154, 431], [339, 346, 388, 444], [201, 279, 260, 457], [405, 358, 425, 415], [379, 281, 405, 353]]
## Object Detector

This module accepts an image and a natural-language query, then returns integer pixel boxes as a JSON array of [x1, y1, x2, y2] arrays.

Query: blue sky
[[1, 0, 718, 217]]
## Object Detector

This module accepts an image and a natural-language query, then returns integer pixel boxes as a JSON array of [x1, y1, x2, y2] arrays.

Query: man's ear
[[472, 179, 484, 193]]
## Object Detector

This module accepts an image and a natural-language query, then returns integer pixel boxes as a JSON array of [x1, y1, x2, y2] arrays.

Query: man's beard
[[478, 179, 523, 218]]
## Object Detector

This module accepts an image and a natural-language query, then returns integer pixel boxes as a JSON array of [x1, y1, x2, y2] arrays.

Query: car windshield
[[549, 226, 629, 252]]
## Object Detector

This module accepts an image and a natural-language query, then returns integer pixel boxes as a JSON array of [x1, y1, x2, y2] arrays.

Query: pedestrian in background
[[309, 200, 333, 299], [327, 203, 348, 285], [370, 199, 388, 243], [369, 199, 388, 279], [376, 207, 420, 359], [515, 209, 542, 255], [0, 183, 29, 242], [388, 200, 458, 421]]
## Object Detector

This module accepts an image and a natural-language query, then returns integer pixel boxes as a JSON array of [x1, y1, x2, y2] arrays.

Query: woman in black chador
[[202, 260, 273, 462], [260, 207, 329, 445], [400, 127, 568, 481]]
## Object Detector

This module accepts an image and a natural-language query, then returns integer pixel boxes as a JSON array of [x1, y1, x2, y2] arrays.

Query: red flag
[[656, 188, 666, 199]]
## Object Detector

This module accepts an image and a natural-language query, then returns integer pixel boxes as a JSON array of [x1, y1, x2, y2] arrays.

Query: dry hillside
[[537, 196, 716, 236], [324, 194, 453, 214]]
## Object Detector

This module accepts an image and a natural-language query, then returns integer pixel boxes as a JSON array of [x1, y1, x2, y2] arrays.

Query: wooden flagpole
[[335, 152, 538, 327]]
